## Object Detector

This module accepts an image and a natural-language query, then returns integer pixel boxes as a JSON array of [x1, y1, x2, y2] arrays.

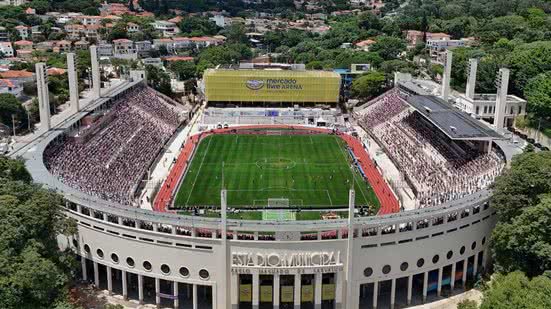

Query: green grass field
[[173, 133, 379, 210]]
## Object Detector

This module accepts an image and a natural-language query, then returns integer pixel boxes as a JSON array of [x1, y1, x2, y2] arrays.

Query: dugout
[[203, 68, 341, 106]]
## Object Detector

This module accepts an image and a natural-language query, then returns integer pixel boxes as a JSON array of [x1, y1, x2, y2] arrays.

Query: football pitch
[[173, 133, 380, 210]]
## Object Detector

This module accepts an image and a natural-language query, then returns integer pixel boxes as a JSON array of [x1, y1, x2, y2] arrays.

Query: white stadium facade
[[10, 47, 523, 309]]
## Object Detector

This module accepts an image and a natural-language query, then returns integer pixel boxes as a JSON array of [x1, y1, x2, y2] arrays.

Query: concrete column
[[35, 63, 51, 131], [81, 257, 87, 281], [67, 53, 79, 113], [90, 45, 101, 99], [372, 281, 378, 309], [294, 273, 301, 308], [122, 270, 128, 300], [441, 50, 453, 101], [335, 271, 343, 309], [407, 275, 413, 305], [315, 273, 322, 309], [221, 190, 231, 309], [437, 267, 443, 296], [473, 253, 479, 277], [451, 262, 457, 291], [173, 281, 179, 309], [138, 274, 144, 304], [252, 273, 259, 309], [345, 190, 355, 308], [231, 273, 239, 309], [192, 284, 198, 309], [494, 68, 510, 131], [466, 58, 478, 99], [422, 272, 428, 302], [390, 278, 396, 309], [107, 266, 113, 295], [155, 277, 161, 308], [93, 261, 99, 287], [462, 259, 468, 288], [153, 223, 158, 232], [273, 274, 280, 309], [482, 247, 488, 271]]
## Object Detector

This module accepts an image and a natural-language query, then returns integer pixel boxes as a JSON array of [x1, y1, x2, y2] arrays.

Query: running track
[[153, 125, 400, 215]]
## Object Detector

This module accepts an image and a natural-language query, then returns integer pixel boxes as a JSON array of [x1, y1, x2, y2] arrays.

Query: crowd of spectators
[[45, 86, 183, 205], [358, 92, 504, 208]]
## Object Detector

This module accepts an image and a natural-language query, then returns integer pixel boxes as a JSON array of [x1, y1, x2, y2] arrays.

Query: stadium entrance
[[233, 267, 341, 308]]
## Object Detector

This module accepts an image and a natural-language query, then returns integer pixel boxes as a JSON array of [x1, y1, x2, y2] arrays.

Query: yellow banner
[[322, 284, 336, 300], [302, 285, 314, 302], [260, 285, 273, 302], [239, 284, 252, 302], [204, 69, 341, 104], [281, 286, 294, 303]]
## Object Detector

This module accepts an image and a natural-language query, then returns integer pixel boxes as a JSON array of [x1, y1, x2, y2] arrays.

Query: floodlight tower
[[90, 45, 101, 99], [67, 53, 80, 113], [35, 63, 51, 131], [441, 50, 453, 102], [494, 68, 510, 131], [465, 58, 478, 99]]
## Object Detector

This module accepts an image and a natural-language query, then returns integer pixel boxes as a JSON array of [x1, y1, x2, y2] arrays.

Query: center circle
[[256, 157, 296, 170]]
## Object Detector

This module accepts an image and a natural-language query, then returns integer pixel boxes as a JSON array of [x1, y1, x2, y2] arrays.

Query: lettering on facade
[[231, 251, 343, 274]]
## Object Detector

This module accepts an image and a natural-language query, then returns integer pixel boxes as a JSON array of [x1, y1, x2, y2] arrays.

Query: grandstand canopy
[[404, 95, 504, 141]]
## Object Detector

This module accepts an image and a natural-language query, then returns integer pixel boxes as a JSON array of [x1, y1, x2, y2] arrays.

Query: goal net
[[262, 198, 296, 221]]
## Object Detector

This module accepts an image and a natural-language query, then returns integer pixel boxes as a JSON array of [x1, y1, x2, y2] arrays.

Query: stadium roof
[[204, 68, 341, 79], [404, 95, 504, 141]]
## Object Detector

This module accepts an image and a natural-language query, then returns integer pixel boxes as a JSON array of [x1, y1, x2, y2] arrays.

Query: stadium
[[13, 51, 519, 309]]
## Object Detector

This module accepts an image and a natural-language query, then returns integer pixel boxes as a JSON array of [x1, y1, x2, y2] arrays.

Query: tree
[[0, 93, 27, 133], [168, 61, 196, 81], [145, 65, 172, 96], [224, 24, 248, 45], [370, 36, 406, 61], [0, 158, 77, 309], [491, 195, 551, 276], [507, 41, 551, 96], [490, 151, 551, 276], [491, 151, 551, 223], [524, 72, 551, 119], [480, 272, 551, 309], [351, 71, 387, 99]]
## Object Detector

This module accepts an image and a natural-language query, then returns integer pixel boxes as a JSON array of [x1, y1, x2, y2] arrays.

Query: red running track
[[153, 125, 400, 215]]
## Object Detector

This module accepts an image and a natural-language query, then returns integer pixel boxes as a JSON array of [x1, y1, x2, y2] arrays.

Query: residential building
[[142, 57, 162, 67], [14, 40, 33, 51], [0, 70, 34, 83], [404, 30, 451, 47], [75, 15, 103, 26], [97, 42, 113, 57], [0, 27, 8, 42], [153, 38, 174, 53], [152, 21, 179, 37], [427, 39, 467, 62], [355, 39, 376, 51], [0, 42, 14, 57], [0, 78, 22, 97], [112, 38, 137, 60], [135, 41, 152, 57], [53, 40, 72, 53], [127, 22, 140, 33], [83, 25, 101, 40], [15, 25, 29, 40], [75, 39, 90, 50], [65, 24, 85, 40]]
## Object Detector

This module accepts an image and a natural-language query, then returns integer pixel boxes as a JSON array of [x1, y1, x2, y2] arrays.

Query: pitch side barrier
[[153, 125, 401, 215]]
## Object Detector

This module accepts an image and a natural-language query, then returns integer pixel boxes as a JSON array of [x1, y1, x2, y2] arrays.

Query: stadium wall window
[[417, 258, 425, 268], [143, 261, 152, 271], [126, 257, 135, 267], [363, 267, 373, 277], [199, 269, 210, 280]]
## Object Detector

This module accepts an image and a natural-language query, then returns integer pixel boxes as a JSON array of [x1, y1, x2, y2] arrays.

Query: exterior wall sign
[[231, 251, 343, 274]]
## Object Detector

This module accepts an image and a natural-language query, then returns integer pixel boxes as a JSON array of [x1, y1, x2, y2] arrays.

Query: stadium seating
[[357, 92, 504, 208], [45, 86, 183, 205]]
